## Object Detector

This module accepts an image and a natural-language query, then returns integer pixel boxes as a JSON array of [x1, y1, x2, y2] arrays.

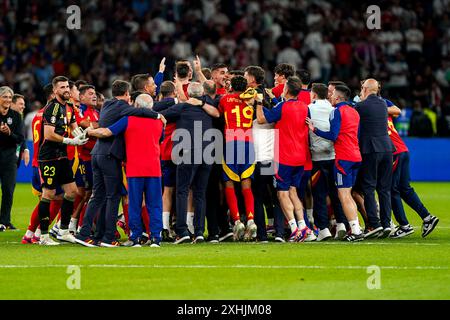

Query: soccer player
[[37, 76, 88, 245], [218, 76, 257, 241], [327, 81, 346, 102], [69, 85, 99, 234], [87, 94, 164, 247], [174, 60, 193, 101], [306, 85, 364, 242], [271, 63, 295, 99], [308, 83, 347, 241], [211, 63, 229, 95], [296, 69, 312, 105], [256, 76, 314, 242], [22, 84, 64, 244]]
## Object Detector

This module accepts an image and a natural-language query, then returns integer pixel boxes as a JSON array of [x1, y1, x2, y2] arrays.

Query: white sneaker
[[335, 223, 347, 240], [57, 229, 77, 243], [274, 236, 286, 243], [243, 220, 257, 241], [233, 221, 245, 241], [39, 234, 60, 246], [304, 229, 317, 242], [317, 228, 332, 242]]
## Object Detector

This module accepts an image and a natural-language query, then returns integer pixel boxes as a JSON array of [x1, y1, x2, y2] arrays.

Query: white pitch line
[[0, 264, 447, 270]]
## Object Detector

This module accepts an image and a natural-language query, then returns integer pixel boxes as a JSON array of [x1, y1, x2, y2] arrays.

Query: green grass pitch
[[0, 183, 449, 300]]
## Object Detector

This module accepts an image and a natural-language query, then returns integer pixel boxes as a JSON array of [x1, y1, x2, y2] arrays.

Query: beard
[[57, 92, 70, 101]]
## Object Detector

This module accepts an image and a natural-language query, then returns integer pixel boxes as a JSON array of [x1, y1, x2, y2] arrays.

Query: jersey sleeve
[[42, 103, 59, 127], [108, 117, 129, 136], [314, 107, 341, 142], [263, 102, 283, 123], [384, 98, 394, 107]]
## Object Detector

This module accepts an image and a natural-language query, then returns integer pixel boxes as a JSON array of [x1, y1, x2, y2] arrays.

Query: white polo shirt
[[308, 99, 335, 161]]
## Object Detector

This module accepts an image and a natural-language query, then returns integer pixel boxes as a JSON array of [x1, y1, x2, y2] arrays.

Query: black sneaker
[[378, 227, 392, 239], [141, 233, 149, 244], [162, 229, 174, 242], [173, 235, 191, 245], [422, 215, 439, 238], [208, 235, 220, 243], [150, 238, 161, 248], [344, 233, 364, 242], [6, 223, 18, 230], [390, 225, 414, 239], [363, 226, 383, 239]]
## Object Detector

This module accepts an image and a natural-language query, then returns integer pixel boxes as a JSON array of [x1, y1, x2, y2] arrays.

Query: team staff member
[[307, 85, 364, 242], [11, 94, 30, 169], [76, 80, 165, 247], [161, 82, 220, 244], [0, 86, 24, 231], [356, 79, 395, 238], [256, 76, 314, 243], [87, 94, 164, 247], [36, 76, 88, 245]]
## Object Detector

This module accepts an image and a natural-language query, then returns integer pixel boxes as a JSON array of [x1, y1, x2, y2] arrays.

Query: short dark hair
[[211, 63, 228, 72], [201, 68, 212, 80], [160, 81, 176, 98], [229, 70, 244, 76], [285, 76, 302, 97], [231, 75, 248, 92], [274, 63, 295, 78], [43, 84, 53, 101], [79, 85, 95, 95], [334, 85, 351, 101], [244, 66, 265, 85], [96, 91, 104, 100], [176, 63, 190, 79], [12, 94, 25, 103], [75, 80, 88, 90], [69, 80, 75, 89], [52, 76, 69, 87], [130, 91, 141, 104], [131, 74, 150, 91], [295, 69, 311, 86], [328, 80, 346, 87], [311, 83, 328, 99], [112, 80, 131, 97]]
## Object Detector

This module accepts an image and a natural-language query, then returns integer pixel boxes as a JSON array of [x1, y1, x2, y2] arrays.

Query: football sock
[[60, 196, 75, 229], [163, 212, 170, 230], [242, 188, 255, 220], [38, 198, 51, 234], [225, 187, 240, 222], [306, 209, 314, 224], [28, 203, 40, 232], [35, 228, 41, 238], [78, 203, 87, 227], [297, 220, 306, 230], [288, 219, 297, 233], [69, 218, 78, 231], [349, 219, 362, 235], [49, 199, 63, 224]]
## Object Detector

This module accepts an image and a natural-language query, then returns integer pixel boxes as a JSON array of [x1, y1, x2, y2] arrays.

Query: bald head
[[134, 93, 154, 109], [360, 78, 379, 100]]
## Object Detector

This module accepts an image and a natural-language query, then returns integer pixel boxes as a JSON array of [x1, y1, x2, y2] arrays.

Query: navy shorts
[[274, 163, 304, 191], [222, 140, 255, 182], [334, 160, 361, 188], [75, 160, 93, 190], [161, 160, 176, 187]]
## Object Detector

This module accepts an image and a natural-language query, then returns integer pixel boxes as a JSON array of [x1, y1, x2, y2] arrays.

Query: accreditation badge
[[7, 117, 12, 125]]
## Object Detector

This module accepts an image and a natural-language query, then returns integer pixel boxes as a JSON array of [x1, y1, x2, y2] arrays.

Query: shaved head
[[360, 78, 379, 100]]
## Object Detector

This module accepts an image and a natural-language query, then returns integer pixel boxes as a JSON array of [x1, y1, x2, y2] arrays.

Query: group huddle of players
[[21, 57, 439, 246]]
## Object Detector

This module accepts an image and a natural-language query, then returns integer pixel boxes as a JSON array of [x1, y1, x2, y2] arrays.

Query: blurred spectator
[[409, 100, 434, 137]]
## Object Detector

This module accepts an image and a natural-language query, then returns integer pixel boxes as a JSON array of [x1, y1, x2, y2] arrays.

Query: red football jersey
[[78, 106, 99, 161], [272, 83, 285, 99], [219, 93, 254, 142], [216, 86, 227, 95], [298, 89, 311, 105], [161, 123, 176, 161], [31, 109, 44, 168], [388, 116, 408, 155]]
